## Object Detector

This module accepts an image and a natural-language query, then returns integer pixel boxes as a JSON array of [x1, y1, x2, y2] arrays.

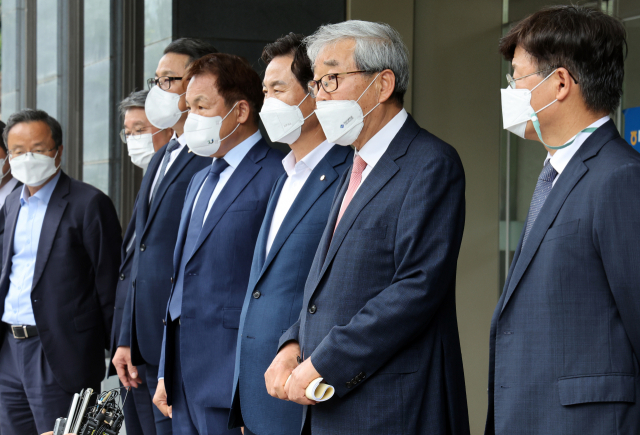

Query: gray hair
[[119, 90, 149, 118], [305, 20, 409, 104]]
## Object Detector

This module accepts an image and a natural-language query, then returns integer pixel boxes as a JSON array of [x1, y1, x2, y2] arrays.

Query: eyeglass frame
[[8, 147, 58, 158], [307, 70, 376, 98], [506, 67, 578, 89], [147, 76, 183, 91]]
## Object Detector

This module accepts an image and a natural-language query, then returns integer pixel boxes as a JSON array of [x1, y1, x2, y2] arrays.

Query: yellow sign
[[632, 130, 638, 146]]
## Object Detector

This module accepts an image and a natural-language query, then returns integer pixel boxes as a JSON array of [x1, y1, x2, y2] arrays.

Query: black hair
[[164, 38, 219, 66], [2, 109, 63, 150], [500, 5, 627, 114], [262, 33, 313, 91]]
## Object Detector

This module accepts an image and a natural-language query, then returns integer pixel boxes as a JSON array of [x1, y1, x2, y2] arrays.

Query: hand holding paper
[[283, 357, 324, 405], [286, 375, 334, 402]]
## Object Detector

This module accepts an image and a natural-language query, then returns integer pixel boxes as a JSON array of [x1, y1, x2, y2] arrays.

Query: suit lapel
[[120, 207, 138, 269], [257, 149, 347, 283], [187, 143, 266, 262], [31, 173, 70, 292], [143, 146, 196, 238], [500, 120, 619, 315], [173, 171, 205, 272], [254, 174, 286, 274], [136, 144, 166, 239], [1, 191, 23, 291]]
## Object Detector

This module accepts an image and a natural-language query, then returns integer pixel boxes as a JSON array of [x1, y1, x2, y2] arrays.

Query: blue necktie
[[168, 158, 229, 320], [522, 161, 558, 248], [150, 139, 180, 205]]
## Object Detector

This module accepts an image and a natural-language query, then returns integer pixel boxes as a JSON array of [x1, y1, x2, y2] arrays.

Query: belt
[[4, 323, 38, 339]]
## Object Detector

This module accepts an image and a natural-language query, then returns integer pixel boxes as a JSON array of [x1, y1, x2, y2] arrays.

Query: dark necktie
[[522, 161, 558, 248], [149, 139, 180, 205], [168, 158, 229, 320]]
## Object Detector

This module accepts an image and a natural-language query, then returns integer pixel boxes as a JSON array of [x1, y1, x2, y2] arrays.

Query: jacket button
[[346, 381, 352, 389], [308, 305, 317, 314], [162, 319, 166, 325], [297, 355, 302, 364], [170, 276, 174, 284], [119, 273, 125, 281], [140, 244, 146, 252], [252, 291, 261, 299]]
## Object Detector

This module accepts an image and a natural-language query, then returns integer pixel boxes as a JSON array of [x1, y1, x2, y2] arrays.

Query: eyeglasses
[[8, 148, 57, 158], [506, 68, 578, 89], [119, 129, 148, 143], [147, 76, 183, 91], [307, 71, 371, 98]]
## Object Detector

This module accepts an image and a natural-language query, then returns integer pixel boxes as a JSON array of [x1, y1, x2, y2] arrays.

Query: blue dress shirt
[[2, 171, 61, 325]]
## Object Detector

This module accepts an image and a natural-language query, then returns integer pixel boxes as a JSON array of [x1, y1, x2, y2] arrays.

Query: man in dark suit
[[0, 109, 121, 435], [268, 21, 469, 435], [228, 34, 352, 435], [109, 90, 175, 435], [112, 39, 216, 435], [0, 120, 23, 260], [487, 6, 640, 435], [152, 53, 284, 435]]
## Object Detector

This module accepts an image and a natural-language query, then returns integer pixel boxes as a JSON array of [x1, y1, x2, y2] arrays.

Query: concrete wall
[[348, 2, 503, 433]]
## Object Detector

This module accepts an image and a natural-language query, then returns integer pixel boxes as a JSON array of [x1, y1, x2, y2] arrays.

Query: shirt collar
[[282, 140, 334, 177], [355, 108, 408, 168], [213, 130, 261, 169], [20, 171, 61, 206], [545, 116, 610, 175]]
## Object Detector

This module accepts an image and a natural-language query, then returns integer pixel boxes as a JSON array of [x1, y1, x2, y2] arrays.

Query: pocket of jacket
[[227, 201, 258, 212], [558, 373, 635, 406], [223, 308, 242, 329], [74, 309, 103, 332], [544, 219, 579, 242]]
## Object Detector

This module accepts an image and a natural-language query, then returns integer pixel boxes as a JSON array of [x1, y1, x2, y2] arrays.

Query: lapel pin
[[320, 175, 326, 181]]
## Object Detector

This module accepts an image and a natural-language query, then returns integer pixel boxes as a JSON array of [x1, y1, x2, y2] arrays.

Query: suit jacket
[[160, 138, 284, 409], [119, 142, 211, 366], [486, 120, 640, 435], [0, 171, 121, 392], [0, 180, 23, 262], [278, 115, 469, 434], [108, 205, 137, 377], [228, 145, 353, 435]]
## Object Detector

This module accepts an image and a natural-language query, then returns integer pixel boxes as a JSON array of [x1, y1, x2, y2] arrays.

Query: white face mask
[[10, 150, 61, 187], [259, 94, 314, 145], [183, 102, 239, 156], [145, 85, 188, 129], [314, 72, 381, 146], [126, 132, 162, 170], [501, 69, 558, 145]]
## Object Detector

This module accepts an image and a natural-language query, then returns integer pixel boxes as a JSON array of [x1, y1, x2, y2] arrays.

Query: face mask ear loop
[[220, 101, 241, 142], [297, 93, 316, 121], [151, 128, 166, 137], [296, 93, 310, 108], [530, 68, 558, 93], [52, 149, 62, 171], [356, 72, 382, 103]]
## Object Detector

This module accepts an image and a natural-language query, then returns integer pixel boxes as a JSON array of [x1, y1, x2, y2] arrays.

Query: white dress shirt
[[149, 132, 187, 200], [193, 131, 262, 223], [265, 140, 335, 256], [0, 177, 19, 208], [3, 172, 61, 325], [545, 116, 610, 187]]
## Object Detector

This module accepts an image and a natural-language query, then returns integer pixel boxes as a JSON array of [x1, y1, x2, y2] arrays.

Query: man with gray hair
[[266, 20, 470, 434]]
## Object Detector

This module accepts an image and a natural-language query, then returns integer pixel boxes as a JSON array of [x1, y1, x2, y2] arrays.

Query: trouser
[[146, 362, 174, 435], [122, 364, 159, 435], [0, 329, 97, 435], [171, 323, 241, 435]]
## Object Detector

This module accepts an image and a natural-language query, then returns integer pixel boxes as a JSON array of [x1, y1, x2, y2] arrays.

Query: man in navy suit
[[152, 53, 284, 435], [268, 21, 469, 435], [487, 6, 640, 435], [228, 34, 352, 435], [0, 109, 121, 434], [112, 39, 216, 435], [109, 90, 175, 435], [0, 120, 23, 260]]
